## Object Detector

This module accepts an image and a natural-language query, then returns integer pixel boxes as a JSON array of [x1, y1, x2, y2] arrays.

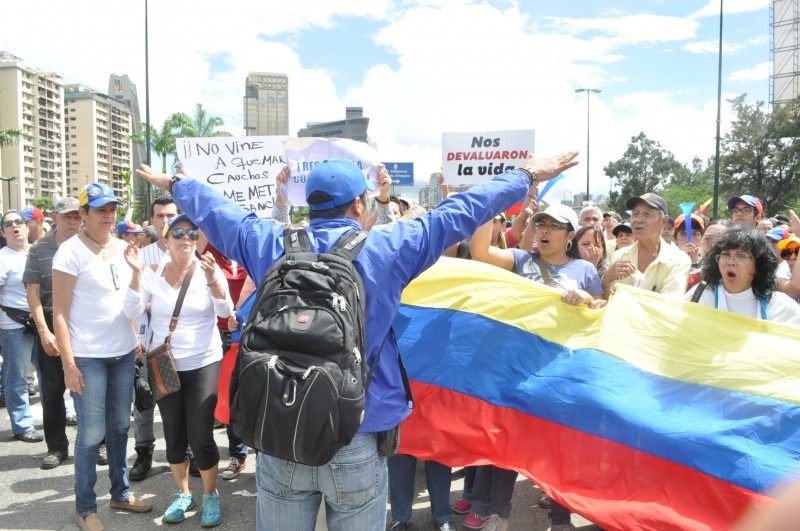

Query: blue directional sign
[[385, 162, 414, 186]]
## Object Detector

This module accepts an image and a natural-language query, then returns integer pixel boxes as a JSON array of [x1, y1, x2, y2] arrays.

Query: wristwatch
[[518, 167, 539, 187], [169, 174, 182, 194]]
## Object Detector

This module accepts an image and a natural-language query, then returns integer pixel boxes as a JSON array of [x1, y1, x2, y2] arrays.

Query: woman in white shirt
[[123, 213, 233, 527], [686, 225, 800, 326], [0, 209, 42, 443], [52, 183, 152, 531]]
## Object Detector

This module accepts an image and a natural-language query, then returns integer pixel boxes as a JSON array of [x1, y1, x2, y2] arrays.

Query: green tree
[[175, 104, 232, 138], [0, 129, 25, 147], [30, 197, 54, 214], [659, 157, 715, 218], [129, 115, 191, 174], [719, 94, 800, 216], [604, 132, 691, 214]]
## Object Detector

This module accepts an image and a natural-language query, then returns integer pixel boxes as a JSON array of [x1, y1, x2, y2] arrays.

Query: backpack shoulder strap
[[284, 227, 311, 253], [330, 230, 368, 262], [691, 280, 707, 303]]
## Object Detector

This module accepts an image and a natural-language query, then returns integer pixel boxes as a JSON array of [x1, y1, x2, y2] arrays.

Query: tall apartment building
[[0, 51, 65, 209], [772, 0, 800, 106], [243, 72, 288, 135], [64, 84, 132, 201], [108, 74, 146, 191], [298, 107, 370, 143]]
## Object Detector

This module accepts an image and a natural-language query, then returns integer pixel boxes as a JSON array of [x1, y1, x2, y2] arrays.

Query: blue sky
[[0, 0, 773, 200]]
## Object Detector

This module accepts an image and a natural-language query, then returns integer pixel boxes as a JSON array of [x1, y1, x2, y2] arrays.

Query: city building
[[418, 171, 472, 209], [771, 0, 800, 106], [108, 74, 146, 192], [64, 84, 132, 201], [243, 72, 288, 135], [298, 107, 370, 143], [0, 51, 65, 209]]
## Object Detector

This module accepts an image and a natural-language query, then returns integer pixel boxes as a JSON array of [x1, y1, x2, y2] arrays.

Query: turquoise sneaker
[[201, 490, 221, 527], [163, 492, 195, 523]]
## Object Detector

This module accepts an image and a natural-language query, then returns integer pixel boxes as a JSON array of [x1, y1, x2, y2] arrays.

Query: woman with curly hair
[[685, 225, 800, 325]]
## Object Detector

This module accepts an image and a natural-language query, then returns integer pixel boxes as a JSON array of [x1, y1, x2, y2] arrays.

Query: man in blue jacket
[[137, 151, 577, 530]]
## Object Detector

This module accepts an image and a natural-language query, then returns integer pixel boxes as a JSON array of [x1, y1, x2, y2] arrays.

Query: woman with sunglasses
[[686, 225, 800, 325], [0, 210, 43, 444], [52, 183, 151, 531], [123, 214, 233, 527]]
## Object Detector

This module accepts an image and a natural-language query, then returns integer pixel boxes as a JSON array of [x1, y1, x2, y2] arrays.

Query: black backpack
[[229, 228, 372, 466]]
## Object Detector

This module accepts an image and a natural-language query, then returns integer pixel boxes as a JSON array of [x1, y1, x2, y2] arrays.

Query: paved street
[[0, 392, 597, 530]]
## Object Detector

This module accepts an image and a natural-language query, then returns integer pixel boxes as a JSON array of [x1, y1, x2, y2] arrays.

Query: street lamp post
[[575, 88, 601, 206], [144, 0, 152, 208], [0, 176, 17, 211]]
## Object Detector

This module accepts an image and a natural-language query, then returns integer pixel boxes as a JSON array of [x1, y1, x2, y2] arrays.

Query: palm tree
[[0, 129, 25, 147], [129, 116, 191, 174], [173, 104, 231, 138]]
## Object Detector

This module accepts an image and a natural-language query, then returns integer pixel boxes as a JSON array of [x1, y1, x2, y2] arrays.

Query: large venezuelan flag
[[394, 258, 800, 531]]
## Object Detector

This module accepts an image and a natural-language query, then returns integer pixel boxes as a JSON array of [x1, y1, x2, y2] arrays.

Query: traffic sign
[[385, 162, 414, 186]]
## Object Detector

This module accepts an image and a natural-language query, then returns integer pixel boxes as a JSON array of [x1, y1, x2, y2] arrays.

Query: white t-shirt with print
[[52, 236, 138, 358]]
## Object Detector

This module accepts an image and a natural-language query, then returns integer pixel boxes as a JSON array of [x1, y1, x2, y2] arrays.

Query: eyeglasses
[[781, 249, 799, 260], [2, 219, 24, 228], [170, 228, 199, 241], [729, 207, 754, 216], [715, 251, 754, 265], [534, 222, 569, 232], [109, 263, 120, 290]]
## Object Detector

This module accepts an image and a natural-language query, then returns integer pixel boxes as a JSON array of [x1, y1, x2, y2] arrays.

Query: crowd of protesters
[[1, 150, 799, 531]]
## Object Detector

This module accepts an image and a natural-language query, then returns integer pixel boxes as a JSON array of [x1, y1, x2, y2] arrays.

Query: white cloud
[[545, 14, 699, 44], [727, 61, 771, 81], [690, 0, 769, 19], [0, 0, 766, 199], [682, 35, 769, 54]]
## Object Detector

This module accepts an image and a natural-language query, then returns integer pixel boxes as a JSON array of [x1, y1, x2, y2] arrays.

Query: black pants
[[157, 361, 221, 470], [36, 313, 68, 453]]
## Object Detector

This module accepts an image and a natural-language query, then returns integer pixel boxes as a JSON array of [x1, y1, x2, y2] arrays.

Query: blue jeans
[[470, 465, 518, 520], [0, 328, 36, 435], [388, 454, 453, 525], [71, 350, 135, 517], [255, 433, 387, 531]]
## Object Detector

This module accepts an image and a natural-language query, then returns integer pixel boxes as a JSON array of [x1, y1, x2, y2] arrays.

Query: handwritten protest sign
[[442, 130, 535, 185], [283, 137, 381, 206], [176, 136, 288, 217]]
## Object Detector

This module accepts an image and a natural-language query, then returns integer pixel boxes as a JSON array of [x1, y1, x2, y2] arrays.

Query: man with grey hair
[[578, 205, 603, 228], [24, 197, 83, 469]]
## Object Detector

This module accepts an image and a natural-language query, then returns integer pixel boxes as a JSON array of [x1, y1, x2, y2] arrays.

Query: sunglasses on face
[[2, 219, 24, 229], [781, 249, 799, 260], [170, 228, 199, 241]]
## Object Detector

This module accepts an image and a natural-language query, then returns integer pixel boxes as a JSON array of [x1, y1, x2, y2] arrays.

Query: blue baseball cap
[[766, 227, 791, 242], [305, 159, 375, 211], [79, 183, 123, 208], [727, 195, 763, 215], [163, 213, 198, 237], [116, 220, 142, 235], [21, 206, 45, 222]]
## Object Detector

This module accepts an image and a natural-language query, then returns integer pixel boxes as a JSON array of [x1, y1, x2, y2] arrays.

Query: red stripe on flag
[[398, 381, 771, 531]]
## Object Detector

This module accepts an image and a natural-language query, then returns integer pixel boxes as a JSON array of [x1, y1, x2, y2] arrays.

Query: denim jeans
[[255, 433, 387, 531], [470, 464, 518, 520], [388, 454, 453, 525], [0, 327, 36, 435], [71, 350, 135, 517]]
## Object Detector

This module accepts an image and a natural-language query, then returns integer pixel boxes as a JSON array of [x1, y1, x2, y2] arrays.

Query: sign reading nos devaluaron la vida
[[441, 130, 535, 185], [176, 136, 289, 218]]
